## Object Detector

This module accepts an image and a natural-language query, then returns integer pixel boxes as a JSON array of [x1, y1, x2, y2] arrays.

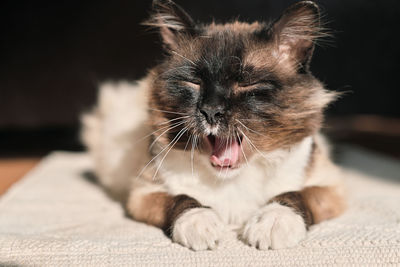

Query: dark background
[[1, 0, 399, 156]]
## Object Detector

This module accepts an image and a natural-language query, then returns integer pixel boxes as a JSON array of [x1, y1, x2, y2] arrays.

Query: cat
[[82, 0, 346, 251]]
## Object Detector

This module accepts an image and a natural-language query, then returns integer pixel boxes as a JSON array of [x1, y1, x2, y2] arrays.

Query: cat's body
[[82, 0, 345, 250]]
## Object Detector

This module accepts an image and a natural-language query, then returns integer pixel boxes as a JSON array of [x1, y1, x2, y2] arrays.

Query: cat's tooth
[[222, 159, 231, 166]]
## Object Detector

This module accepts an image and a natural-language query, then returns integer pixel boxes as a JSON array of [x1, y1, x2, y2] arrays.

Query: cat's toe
[[172, 207, 224, 251], [241, 203, 306, 250]]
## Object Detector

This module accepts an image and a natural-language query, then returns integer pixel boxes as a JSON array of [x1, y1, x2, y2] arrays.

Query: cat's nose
[[200, 106, 224, 125]]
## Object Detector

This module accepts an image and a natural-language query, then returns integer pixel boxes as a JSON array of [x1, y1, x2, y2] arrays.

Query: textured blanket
[[1, 146, 400, 266]]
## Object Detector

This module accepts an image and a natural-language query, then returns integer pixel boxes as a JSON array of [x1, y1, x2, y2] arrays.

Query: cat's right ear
[[267, 1, 326, 72], [143, 0, 197, 50]]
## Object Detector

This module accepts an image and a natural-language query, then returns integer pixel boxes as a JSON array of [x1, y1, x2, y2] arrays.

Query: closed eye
[[237, 81, 276, 92], [182, 80, 201, 90]]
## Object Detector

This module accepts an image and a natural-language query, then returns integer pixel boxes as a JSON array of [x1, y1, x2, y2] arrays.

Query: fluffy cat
[[82, 0, 346, 251]]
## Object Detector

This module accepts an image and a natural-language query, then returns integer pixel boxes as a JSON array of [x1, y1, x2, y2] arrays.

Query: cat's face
[[147, 0, 336, 176]]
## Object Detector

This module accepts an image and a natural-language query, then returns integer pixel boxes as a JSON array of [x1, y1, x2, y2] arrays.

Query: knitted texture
[[1, 148, 400, 266]]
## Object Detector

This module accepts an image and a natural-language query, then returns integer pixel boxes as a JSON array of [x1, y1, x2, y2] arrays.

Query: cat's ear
[[144, 0, 197, 50], [270, 1, 324, 71]]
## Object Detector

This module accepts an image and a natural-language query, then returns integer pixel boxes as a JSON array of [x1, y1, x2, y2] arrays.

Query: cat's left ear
[[144, 0, 197, 50], [269, 1, 323, 72]]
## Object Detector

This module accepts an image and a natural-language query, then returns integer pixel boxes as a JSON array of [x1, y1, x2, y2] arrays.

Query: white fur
[[81, 79, 151, 200], [172, 208, 225, 251], [155, 136, 312, 226], [240, 203, 306, 250], [82, 79, 342, 249]]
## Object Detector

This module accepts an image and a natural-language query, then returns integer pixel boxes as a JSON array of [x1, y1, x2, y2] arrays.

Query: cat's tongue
[[210, 137, 240, 167]]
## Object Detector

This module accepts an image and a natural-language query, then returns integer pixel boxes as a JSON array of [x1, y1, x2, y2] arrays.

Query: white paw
[[241, 203, 306, 250], [172, 208, 225, 251]]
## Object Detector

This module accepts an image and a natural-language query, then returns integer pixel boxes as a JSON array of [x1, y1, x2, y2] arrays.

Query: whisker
[[157, 115, 190, 126], [149, 121, 186, 151], [218, 128, 230, 178], [148, 108, 188, 116], [152, 65, 192, 82], [152, 127, 188, 180], [226, 128, 232, 179], [182, 132, 193, 184], [184, 133, 192, 153], [132, 120, 184, 146], [240, 118, 271, 122], [171, 51, 197, 66], [225, 127, 233, 179], [237, 127, 268, 161], [191, 134, 196, 178], [137, 124, 185, 179], [236, 130, 249, 167], [236, 119, 268, 138]]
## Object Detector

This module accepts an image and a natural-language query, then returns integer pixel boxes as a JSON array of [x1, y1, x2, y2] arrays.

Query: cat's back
[[81, 78, 151, 200]]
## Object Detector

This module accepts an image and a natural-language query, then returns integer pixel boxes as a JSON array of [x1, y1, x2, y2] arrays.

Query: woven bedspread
[[1, 147, 400, 266]]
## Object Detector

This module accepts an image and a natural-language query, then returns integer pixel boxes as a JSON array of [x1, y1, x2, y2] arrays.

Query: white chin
[[212, 165, 242, 180]]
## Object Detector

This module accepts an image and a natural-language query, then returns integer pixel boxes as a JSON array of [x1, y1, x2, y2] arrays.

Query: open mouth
[[206, 134, 243, 170]]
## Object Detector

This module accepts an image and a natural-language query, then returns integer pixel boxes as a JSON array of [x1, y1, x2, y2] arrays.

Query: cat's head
[[146, 0, 336, 176]]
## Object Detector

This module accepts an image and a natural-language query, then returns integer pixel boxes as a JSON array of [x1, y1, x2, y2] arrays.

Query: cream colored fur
[[82, 78, 343, 250], [241, 202, 306, 250]]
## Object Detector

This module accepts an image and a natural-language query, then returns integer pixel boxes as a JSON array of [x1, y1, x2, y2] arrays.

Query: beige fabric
[[1, 148, 400, 266]]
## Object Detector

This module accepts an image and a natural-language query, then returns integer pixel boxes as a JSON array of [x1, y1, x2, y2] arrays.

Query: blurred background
[[0, 0, 399, 162]]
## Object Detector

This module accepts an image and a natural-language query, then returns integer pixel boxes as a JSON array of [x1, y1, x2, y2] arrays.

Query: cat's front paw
[[241, 203, 306, 250], [172, 207, 224, 251]]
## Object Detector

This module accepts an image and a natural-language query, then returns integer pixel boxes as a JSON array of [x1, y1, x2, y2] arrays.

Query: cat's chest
[[162, 160, 305, 225], [157, 137, 311, 225], [165, 166, 268, 225]]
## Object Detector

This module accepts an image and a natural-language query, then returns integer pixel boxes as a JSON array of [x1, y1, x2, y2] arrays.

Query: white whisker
[[137, 124, 185, 179], [157, 115, 190, 125], [171, 51, 197, 66], [132, 120, 183, 146], [236, 130, 249, 167], [191, 134, 196, 178], [152, 127, 188, 180], [237, 127, 268, 161], [149, 121, 186, 151], [236, 119, 268, 138], [184, 134, 192, 153], [148, 108, 188, 116], [224, 127, 232, 179], [152, 65, 192, 82]]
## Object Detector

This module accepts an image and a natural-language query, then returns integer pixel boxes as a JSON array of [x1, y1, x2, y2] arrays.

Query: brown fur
[[164, 194, 205, 236], [82, 1, 345, 251], [270, 186, 345, 227], [206, 21, 262, 34], [148, 63, 337, 154], [134, 0, 343, 237], [239, 80, 336, 152], [127, 191, 204, 236], [146, 22, 336, 153], [302, 186, 345, 223], [133, 192, 173, 228], [270, 191, 314, 227]]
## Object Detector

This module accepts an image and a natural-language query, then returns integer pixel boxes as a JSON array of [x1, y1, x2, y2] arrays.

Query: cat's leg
[[241, 185, 345, 250], [127, 186, 225, 251]]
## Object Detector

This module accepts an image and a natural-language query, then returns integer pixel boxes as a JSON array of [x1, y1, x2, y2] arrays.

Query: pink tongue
[[210, 137, 240, 167]]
